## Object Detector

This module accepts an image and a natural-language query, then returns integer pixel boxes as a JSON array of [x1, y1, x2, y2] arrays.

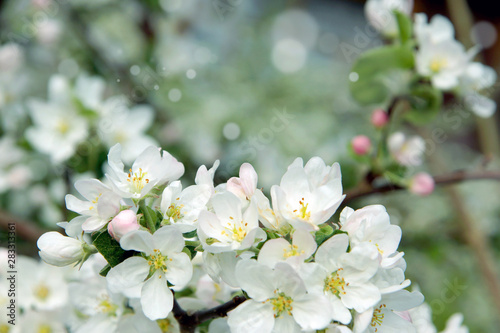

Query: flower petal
[[120, 230, 155, 255], [141, 270, 174, 320], [107, 256, 149, 293]]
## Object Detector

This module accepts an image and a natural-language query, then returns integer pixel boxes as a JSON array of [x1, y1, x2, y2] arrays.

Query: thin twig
[[344, 169, 500, 203]]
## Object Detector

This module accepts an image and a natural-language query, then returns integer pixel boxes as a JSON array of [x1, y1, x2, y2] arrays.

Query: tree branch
[[344, 169, 500, 203], [0, 210, 46, 243], [172, 294, 247, 333]]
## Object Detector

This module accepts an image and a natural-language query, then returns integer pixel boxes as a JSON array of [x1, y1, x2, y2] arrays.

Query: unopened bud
[[108, 210, 140, 241], [371, 109, 389, 128], [351, 135, 372, 155], [409, 172, 435, 196]]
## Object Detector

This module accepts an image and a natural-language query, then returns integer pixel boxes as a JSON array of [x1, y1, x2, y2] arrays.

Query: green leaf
[[92, 231, 134, 267], [315, 224, 334, 246], [394, 10, 412, 44], [349, 45, 415, 105], [404, 85, 443, 124]]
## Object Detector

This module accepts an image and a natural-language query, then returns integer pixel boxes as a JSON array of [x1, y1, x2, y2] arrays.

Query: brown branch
[[344, 169, 500, 203], [172, 294, 247, 333], [0, 210, 46, 243]]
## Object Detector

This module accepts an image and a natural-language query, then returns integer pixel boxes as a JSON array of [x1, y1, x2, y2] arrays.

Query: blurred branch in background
[[345, 169, 500, 202], [445, 0, 500, 157], [418, 125, 500, 322], [0, 209, 45, 243]]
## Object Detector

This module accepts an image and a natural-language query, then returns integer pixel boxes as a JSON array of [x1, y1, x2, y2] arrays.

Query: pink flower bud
[[409, 172, 435, 196], [371, 109, 389, 128], [108, 210, 140, 241], [351, 135, 372, 155]]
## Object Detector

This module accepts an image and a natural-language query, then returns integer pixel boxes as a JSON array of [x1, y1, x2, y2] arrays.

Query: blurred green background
[[1, 0, 500, 331]]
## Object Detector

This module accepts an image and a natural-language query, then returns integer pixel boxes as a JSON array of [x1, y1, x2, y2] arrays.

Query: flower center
[[165, 203, 184, 222], [221, 218, 248, 242], [89, 193, 102, 211], [371, 304, 387, 332], [157, 318, 173, 332], [147, 249, 170, 272], [293, 198, 311, 220], [430, 57, 448, 73], [34, 284, 50, 301], [283, 244, 304, 258], [97, 295, 118, 316], [324, 268, 348, 297], [266, 291, 293, 318], [37, 325, 52, 333], [127, 168, 150, 193], [0, 324, 11, 333], [56, 119, 69, 134], [114, 131, 128, 143]]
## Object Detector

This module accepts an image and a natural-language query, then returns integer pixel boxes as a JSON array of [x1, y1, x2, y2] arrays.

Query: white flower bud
[[37, 232, 85, 267]]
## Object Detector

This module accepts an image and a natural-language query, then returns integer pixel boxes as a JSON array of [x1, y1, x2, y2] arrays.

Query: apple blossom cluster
[[34, 143, 456, 332], [26, 74, 157, 165], [364, 0, 497, 118]]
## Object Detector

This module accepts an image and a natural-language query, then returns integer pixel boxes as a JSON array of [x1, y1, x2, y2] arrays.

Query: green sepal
[[99, 264, 111, 277]]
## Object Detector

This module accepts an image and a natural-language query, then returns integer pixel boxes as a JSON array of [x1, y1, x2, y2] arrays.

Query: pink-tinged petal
[[228, 300, 274, 333], [292, 294, 331, 330], [153, 226, 185, 254], [239, 163, 258, 197], [258, 238, 290, 268], [235, 260, 275, 301], [106, 256, 149, 293], [141, 270, 173, 320], [120, 230, 154, 255], [315, 233, 349, 271], [164, 252, 193, 288]]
